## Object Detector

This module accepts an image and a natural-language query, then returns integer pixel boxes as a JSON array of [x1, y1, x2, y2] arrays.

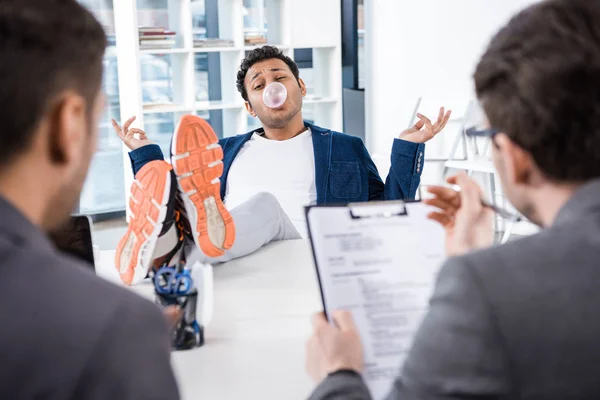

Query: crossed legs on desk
[[191, 192, 301, 264]]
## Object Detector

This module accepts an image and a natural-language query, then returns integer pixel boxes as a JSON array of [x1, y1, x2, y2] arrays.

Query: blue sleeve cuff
[[391, 139, 425, 174], [387, 139, 425, 200], [129, 144, 165, 177]]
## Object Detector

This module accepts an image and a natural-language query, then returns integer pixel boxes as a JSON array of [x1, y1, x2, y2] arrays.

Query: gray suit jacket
[[310, 179, 600, 400], [0, 197, 179, 399]]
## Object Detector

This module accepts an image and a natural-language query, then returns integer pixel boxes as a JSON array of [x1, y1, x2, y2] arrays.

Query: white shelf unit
[[113, 0, 343, 203], [444, 159, 496, 174]]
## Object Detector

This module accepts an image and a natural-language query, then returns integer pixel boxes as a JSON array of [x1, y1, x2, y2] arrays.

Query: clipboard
[[305, 200, 410, 319], [305, 200, 446, 400]]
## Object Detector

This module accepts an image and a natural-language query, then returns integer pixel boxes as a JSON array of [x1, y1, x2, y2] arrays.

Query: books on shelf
[[139, 27, 176, 50], [143, 103, 178, 110], [139, 26, 168, 33], [244, 35, 268, 46], [139, 43, 176, 50], [193, 38, 235, 48]]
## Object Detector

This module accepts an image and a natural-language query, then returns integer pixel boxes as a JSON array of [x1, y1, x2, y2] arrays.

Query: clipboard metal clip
[[348, 200, 408, 220]]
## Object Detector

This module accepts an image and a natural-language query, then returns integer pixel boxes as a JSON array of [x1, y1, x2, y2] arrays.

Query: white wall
[[364, 0, 538, 183]]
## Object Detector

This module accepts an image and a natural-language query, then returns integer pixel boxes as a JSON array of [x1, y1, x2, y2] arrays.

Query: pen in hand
[[448, 184, 522, 222], [479, 198, 522, 222], [424, 184, 522, 223]]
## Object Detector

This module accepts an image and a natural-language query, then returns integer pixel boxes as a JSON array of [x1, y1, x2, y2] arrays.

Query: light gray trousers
[[193, 192, 301, 264]]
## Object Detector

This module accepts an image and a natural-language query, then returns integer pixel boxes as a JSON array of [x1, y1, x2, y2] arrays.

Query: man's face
[[244, 58, 306, 129]]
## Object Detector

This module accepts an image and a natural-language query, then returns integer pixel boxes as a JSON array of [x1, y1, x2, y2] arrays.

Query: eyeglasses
[[465, 126, 500, 138], [461, 126, 522, 222]]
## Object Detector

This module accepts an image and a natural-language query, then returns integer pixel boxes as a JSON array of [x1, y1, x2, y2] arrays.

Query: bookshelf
[[113, 0, 343, 203]]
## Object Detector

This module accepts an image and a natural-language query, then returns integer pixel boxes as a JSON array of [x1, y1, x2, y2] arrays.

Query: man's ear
[[47, 91, 87, 166], [298, 78, 307, 97], [494, 133, 533, 185], [245, 100, 257, 117]]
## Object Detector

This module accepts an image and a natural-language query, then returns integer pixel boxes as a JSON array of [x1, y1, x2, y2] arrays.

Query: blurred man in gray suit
[[0, 1, 178, 398], [306, 0, 600, 399]]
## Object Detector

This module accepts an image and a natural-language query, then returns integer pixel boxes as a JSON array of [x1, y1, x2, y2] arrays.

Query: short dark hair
[[236, 45, 300, 102], [474, 0, 600, 182], [0, 0, 106, 167]]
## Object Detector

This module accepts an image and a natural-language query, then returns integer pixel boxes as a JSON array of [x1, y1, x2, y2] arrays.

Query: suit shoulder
[[329, 131, 365, 152], [16, 245, 158, 322], [51, 253, 165, 330], [0, 244, 164, 361], [446, 229, 568, 292], [329, 130, 361, 141], [457, 229, 553, 266]]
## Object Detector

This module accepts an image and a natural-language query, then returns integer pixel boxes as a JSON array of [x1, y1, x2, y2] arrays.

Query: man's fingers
[[416, 113, 431, 123], [433, 107, 448, 135], [129, 128, 147, 139], [426, 185, 461, 206], [427, 211, 454, 227], [311, 312, 329, 330], [122, 115, 136, 133], [432, 108, 452, 133], [417, 113, 435, 139], [401, 119, 425, 137], [305, 335, 317, 357], [440, 110, 452, 130], [424, 198, 458, 214], [446, 175, 458, 185], [416, 113, 432, 127], [436, 107, 444, 124], [332, 310, 357, 333], [413, 119, 425, 131], [452, 173, 482, 210], [111, 119, 124, 137]]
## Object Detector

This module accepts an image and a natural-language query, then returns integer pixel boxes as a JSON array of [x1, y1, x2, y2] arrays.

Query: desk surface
[[97, 240, 321, 400]]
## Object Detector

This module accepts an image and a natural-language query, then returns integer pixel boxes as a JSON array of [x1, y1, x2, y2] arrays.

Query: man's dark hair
[[474, 0, 600, 182], [0, 0, 106, 167], [236, 45, 300, 102]]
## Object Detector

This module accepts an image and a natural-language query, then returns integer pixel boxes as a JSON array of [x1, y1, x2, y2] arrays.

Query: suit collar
[[553, 178, 600, 226], [308, 123, 332, 204], [305, 122, 331, 137], [0, 195, 52, 249], [219, 131, 254, 200]]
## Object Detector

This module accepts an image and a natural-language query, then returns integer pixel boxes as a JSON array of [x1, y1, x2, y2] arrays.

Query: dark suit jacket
[[0, 197, 179, 399], [310, 179, 600, 399]]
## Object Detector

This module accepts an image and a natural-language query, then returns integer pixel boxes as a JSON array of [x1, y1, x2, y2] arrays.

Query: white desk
[[96, 240, 321, 400]]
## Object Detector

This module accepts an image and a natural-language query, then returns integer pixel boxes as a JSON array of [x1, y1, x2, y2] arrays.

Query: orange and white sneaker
[[115, 160, 181, 285], [170, 115, 236, 257]]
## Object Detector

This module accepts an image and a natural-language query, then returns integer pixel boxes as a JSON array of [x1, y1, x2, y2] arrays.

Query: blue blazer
[[129, 122, 425, 204]]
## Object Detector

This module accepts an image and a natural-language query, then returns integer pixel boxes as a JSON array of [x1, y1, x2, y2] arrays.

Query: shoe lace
[[175, 210, 187, 242]]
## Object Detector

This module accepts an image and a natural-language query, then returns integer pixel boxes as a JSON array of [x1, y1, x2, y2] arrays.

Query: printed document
[[306, 202, 446, 399]]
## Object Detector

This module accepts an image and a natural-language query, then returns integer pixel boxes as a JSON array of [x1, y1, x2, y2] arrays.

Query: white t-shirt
[[224, 128, 316, 237]]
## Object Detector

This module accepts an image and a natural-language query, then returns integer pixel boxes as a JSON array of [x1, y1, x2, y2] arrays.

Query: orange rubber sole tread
[[172, 115, 235, 257], [115, 161, 172, 285]]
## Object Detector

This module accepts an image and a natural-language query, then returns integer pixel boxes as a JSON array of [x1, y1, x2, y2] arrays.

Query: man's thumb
[[332, 310, 357, 332]]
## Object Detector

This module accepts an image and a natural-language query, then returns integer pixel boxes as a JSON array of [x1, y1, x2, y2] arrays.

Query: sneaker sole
[[115, 161, 173, 285], [171, 115, 235, 257]]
